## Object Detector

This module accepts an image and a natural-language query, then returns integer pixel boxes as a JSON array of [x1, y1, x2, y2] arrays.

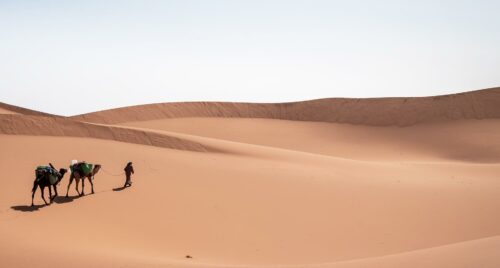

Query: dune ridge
[[0, 101, 57, 117], [0, 114, 210, 152], [319, 235, 500, 268], [72, 87, 500, 126]]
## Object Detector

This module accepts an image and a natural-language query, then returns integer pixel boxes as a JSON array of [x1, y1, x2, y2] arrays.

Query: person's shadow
[[112, 186, 128, 192]]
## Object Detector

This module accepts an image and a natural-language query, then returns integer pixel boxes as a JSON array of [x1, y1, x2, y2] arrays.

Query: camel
[[31, 164, 68, 206], [66, 163, 101, 197]]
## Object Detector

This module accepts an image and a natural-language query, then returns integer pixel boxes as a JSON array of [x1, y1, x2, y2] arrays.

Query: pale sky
[[1, 0, 499, 116]]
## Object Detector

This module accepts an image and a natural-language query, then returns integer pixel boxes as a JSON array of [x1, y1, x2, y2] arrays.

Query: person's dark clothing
[[124, 164, 134, 176], [124, 163, 134, 187]]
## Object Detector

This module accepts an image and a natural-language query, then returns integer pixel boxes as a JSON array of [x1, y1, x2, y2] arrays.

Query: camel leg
[[31, 181, 38, 207], [52, 185, 58, 200], [48, 186, 53, 203], [41, 186, 49, 205], [75, 179, 81, 196], [66, 175, 74, 197], [81, 178, 85, 196], [89, 176, 95, 194]]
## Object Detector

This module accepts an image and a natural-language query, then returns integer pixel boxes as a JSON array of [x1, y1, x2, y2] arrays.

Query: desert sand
[[1, 88, 500, 268]]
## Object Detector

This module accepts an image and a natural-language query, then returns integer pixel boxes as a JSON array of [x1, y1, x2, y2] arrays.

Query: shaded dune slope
[[0, 114, 209, 152], [72, 87, 500, 126], [124, 118, 500, 163], [322, 236, 500, 268]]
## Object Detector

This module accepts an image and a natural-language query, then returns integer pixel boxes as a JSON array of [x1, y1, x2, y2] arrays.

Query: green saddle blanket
[[36, 166, 58, 184], [71, 163, 93, 176]]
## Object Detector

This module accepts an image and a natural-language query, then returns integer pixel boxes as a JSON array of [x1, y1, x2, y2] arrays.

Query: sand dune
[[324, 236, 500, 268], [1, 87, 500, 268], [0, 114, 210, 152], [123, 117, 500, 163], [1, 134, 499, 267], [73, 87, 500, 126]]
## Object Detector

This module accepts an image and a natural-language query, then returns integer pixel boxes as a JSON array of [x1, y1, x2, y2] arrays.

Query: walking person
[[124, 162, 134, 187]]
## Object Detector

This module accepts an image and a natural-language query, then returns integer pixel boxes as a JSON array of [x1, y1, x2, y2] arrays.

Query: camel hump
[[36, 166, 54, 174], [70, 162, 93, 176], [36, 165, 50, 171], [81, 163, 93, 175], [35, 166, 58, 184]]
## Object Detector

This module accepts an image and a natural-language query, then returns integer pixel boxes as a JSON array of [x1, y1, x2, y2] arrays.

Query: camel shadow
[[11, 204, 47, 212], [53, 195, 82, 204], [11, 186, 127, 213], [11, 195, 83, 212]]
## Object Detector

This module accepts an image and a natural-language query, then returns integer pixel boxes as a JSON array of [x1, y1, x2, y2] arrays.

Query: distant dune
[[1, 87, 500, 268], [72, 87, 500, 126]]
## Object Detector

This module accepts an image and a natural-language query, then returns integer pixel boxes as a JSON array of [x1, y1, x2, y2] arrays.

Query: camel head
[[55, 168, 68, 185], [59, 168, 68, 177], [93, 164, 102, 175]]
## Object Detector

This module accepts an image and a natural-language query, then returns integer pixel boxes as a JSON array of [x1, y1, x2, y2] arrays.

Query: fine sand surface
[[1, 88, 500, 268]]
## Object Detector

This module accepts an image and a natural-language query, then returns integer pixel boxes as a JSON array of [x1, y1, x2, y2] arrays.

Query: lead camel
[[66, 162, 102, 197]]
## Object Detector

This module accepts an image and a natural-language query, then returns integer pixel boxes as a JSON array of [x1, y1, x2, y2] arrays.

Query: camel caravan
[[31, 160, 102, 206]]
